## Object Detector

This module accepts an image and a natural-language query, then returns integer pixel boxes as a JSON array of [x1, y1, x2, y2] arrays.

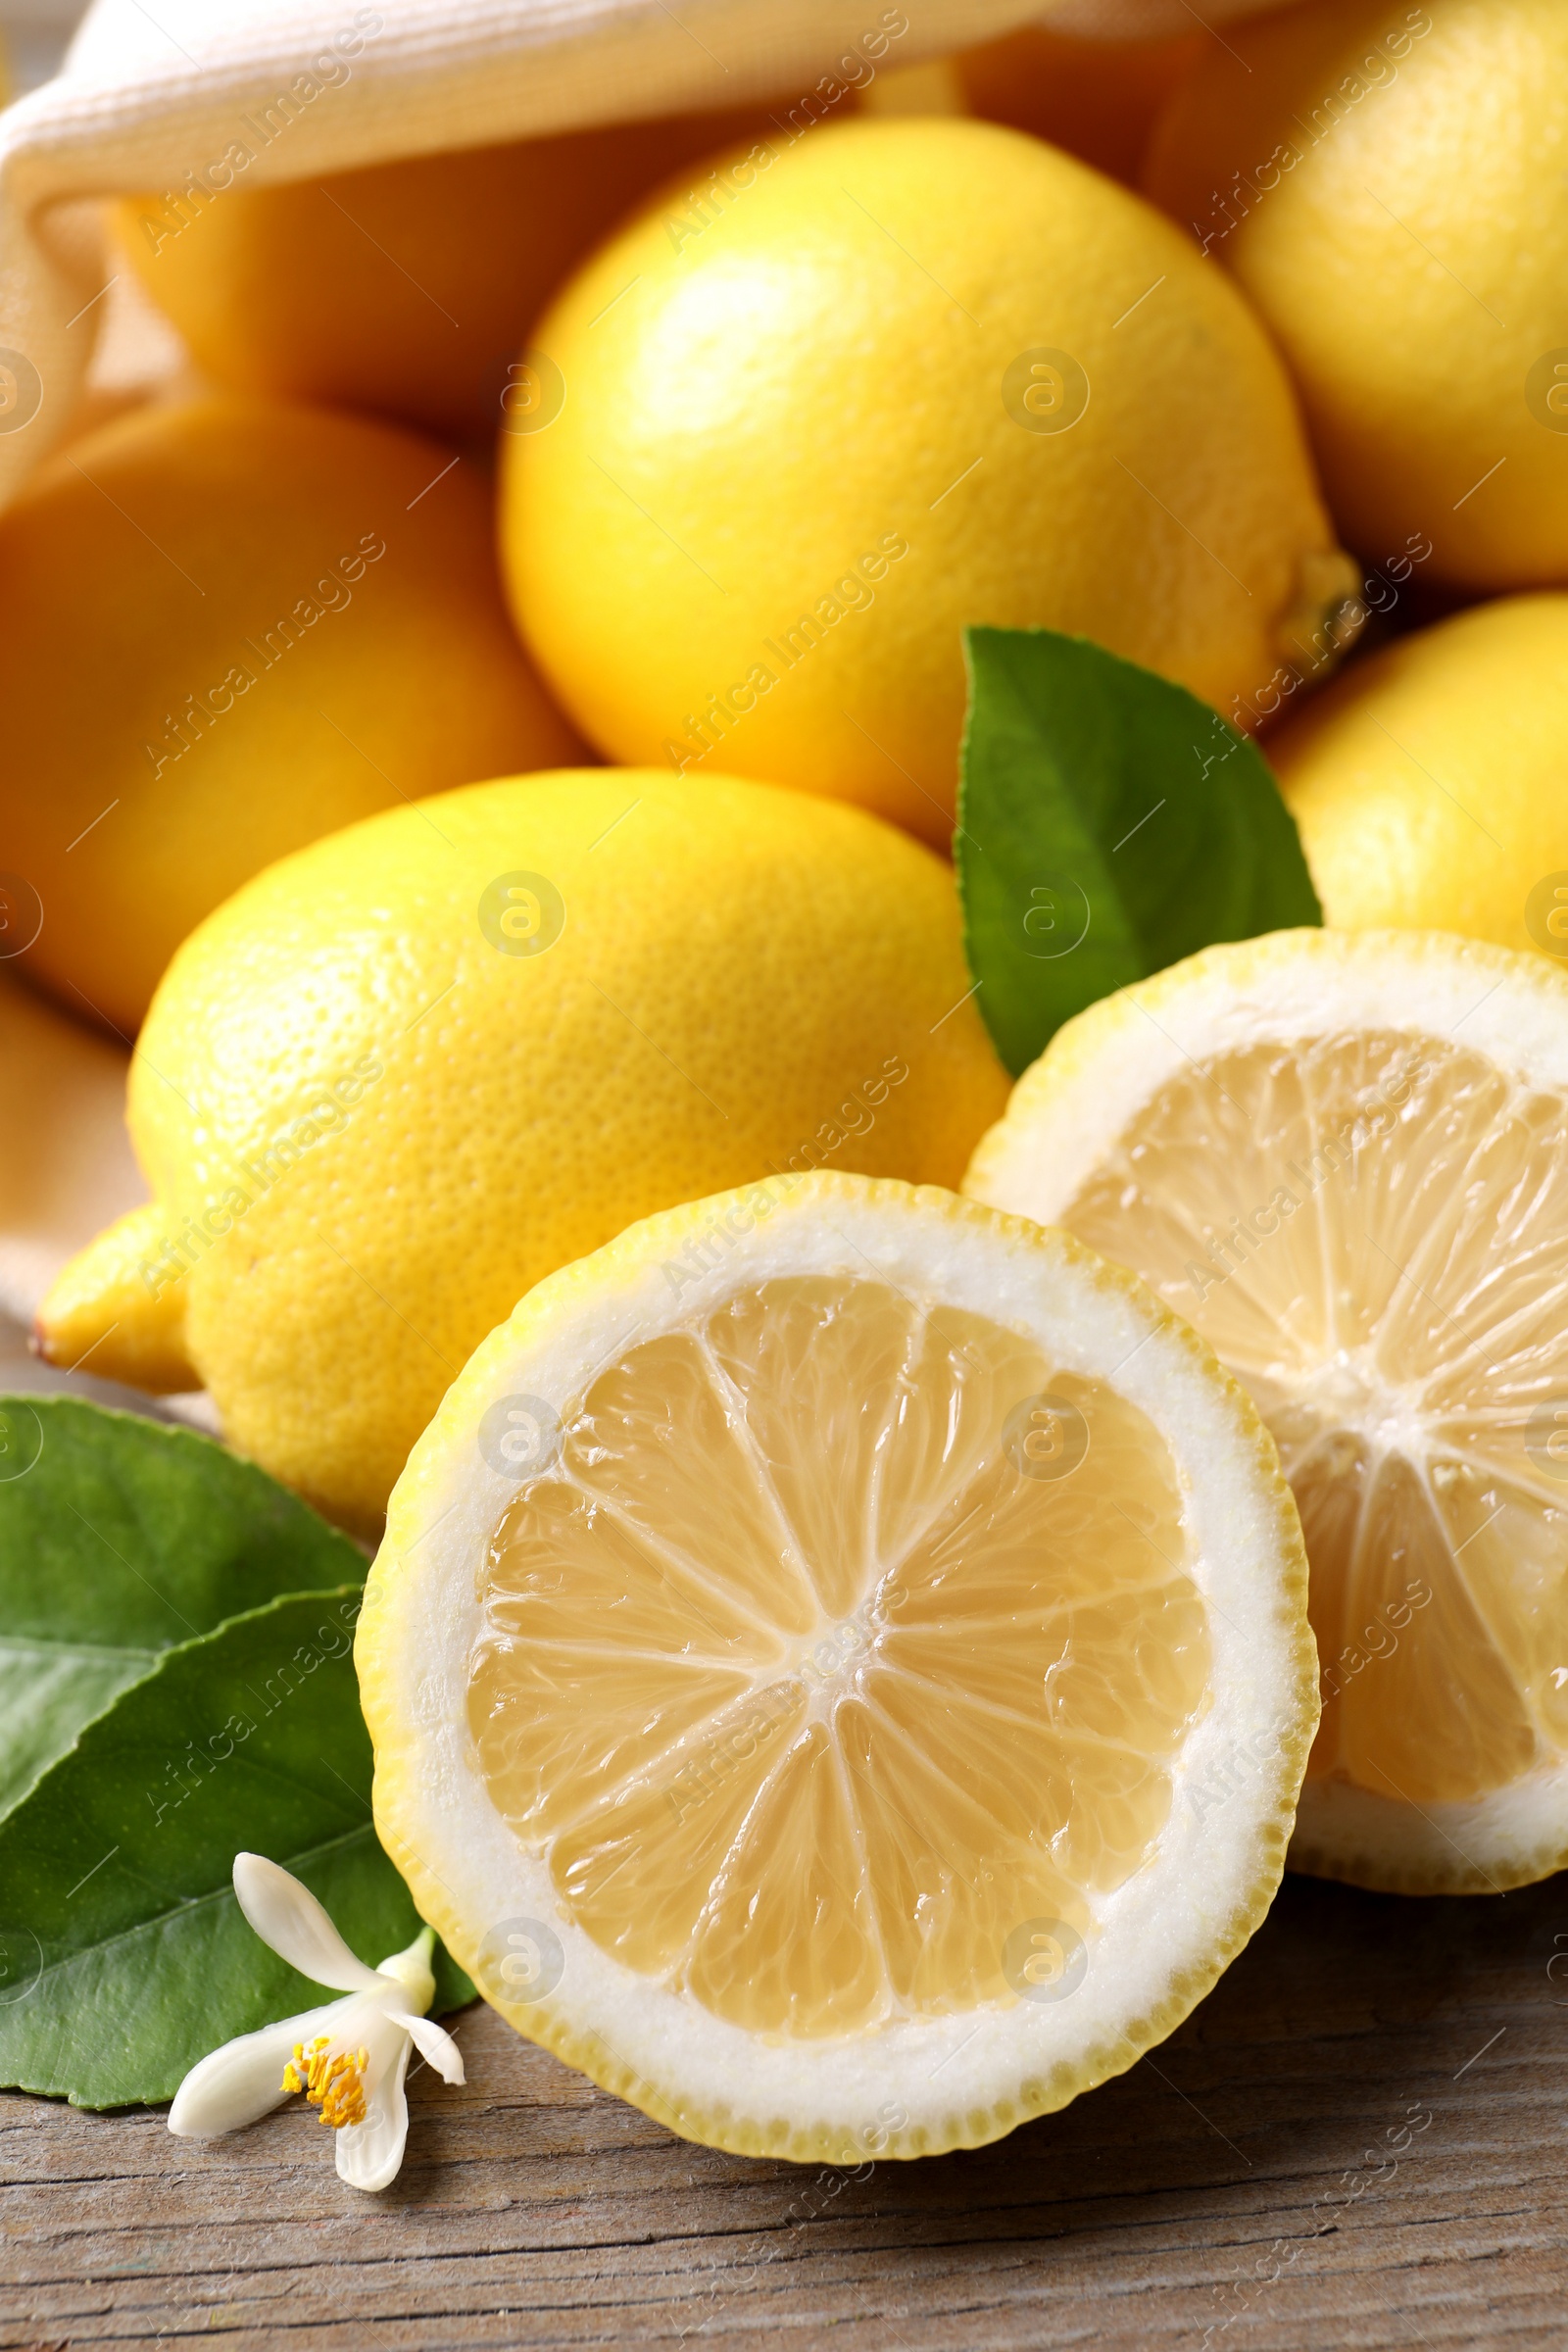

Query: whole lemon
[[501, 116, 1357, 847], [1271, 594, 1568, 957], [113, 110, 771, 443], [1143, 0, 1568, 590], [0, 396, 579, 1034], [37, 771, 1008, 1530]]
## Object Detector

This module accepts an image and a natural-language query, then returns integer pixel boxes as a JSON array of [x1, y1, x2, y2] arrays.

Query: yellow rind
[[1288, 1830, 1568, 1901], [965, 927, 1549, 1214], [1272, 595, 1568, 960], [361, 1169, 1316, 2162], [34, 1201, 196, 1393]]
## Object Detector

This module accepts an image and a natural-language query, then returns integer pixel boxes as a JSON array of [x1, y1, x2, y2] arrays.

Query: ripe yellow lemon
[[112, 110, 772, 443], [1270, 595, 1568, 958], [360, 1169, 1314, 2160], [967, 928, 1568, 1893], [1143, 0, 1568, 591], [0, 396, 578, 1035], [36, 772, 1008, 1532], [502, 116, 1358, 847]]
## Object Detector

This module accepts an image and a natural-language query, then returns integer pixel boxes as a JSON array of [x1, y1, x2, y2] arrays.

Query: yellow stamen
[[278, 2034, 370, 2130]]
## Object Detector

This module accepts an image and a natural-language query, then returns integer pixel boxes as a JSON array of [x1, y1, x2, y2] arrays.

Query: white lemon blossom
[[168, 1852, 465, 2190]]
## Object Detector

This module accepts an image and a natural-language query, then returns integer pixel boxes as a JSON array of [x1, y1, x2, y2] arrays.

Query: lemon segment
[[360, 1172, 1314, 2161], [470, 1290, 1209, 2038], [966, 930, 1568, 1892]]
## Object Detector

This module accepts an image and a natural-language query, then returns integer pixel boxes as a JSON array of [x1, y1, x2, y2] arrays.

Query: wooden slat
[[3, 1869, 1565, 2348]]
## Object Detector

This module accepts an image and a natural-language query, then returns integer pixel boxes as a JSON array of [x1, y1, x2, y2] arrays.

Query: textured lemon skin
[[113, 111, 771, 442], [1271, 596, 1568, 956], [93, 772, 1007, 1530], [1144, 0, 1568, 590], [362, 1170, 1316, 2162], [504, 116, 1350, 847], [0, 397, 579, 1033], [36, 1204, 193, 1394]]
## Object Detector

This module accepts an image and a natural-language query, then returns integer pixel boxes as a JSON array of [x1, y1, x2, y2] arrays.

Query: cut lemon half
[[966, 930, 1568, 1896], [359, 1171, 1312, 2161]]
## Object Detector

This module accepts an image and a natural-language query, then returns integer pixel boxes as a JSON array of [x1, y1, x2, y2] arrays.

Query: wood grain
[[4, 1868, 1566, 2349]]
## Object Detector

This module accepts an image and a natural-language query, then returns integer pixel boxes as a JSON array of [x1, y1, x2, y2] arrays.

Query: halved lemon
[[966, 929, 1568, 1896], [359, 1171, 1312, 2160]]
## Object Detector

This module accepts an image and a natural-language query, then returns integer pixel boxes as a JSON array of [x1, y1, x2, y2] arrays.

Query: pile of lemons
[[15, 0, 1568, 2163]]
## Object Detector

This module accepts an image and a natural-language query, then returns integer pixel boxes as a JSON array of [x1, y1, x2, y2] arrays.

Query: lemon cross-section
[[362, 1173, 1313, 2161], [965, 930, 1568, 1895], [468, 1277, 1209, 2041], [1058, 1030, 1568, 1815]]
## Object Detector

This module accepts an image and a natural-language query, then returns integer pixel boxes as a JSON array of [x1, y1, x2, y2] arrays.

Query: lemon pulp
[[1058, 1033, 1568, 1810], [467, 1274, 1210, 2040]]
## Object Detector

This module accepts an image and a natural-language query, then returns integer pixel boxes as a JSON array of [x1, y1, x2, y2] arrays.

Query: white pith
[[966, 931, 1568, 1218], [964, 929, 1568, 1891], [361, 1173, 1311, 2159]]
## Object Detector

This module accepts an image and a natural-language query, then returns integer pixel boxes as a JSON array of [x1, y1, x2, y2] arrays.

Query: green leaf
[[0, 1588, 472, 2107], [0, 1396, 365, 1819], [956, 626, 1322, 1077]]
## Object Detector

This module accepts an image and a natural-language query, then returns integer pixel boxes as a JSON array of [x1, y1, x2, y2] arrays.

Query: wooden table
[[5, 1866, 1565, 2349]]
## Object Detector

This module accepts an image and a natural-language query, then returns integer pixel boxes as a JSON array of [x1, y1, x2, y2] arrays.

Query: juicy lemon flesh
[[1059, 1033, 1568, 1810], [467, 1275, 1210, 2041]]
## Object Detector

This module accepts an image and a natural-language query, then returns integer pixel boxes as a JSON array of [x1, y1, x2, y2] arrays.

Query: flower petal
[[168, 1994, 352, 2136], [388, 2010, 466, 2085], [375, 1926, 436, 2015], [232, 1852, 382, 1993], [334, 2022, 414, 2192]]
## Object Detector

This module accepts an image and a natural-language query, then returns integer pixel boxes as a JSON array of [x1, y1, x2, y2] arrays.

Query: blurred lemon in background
[[955, 20, 1201, 184], [502, 117, 1358, 847], [0, 968, 143, 1329], [0, 395, 579, 1032], [1143, 0, 1568, 589], [112, 110, 772, 443], [1271, 594, 1568, 956], [37, 770, 1009, 1529]]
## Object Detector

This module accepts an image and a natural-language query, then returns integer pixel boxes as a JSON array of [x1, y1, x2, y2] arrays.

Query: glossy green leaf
[[0, 1588, 471, 2107], [0, 1396, 364, 1819], [957, 626, 1322, 1076]]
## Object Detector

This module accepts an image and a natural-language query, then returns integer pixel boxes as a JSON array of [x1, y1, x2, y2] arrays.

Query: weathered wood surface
[[3, 1868, 1565, 2349]]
